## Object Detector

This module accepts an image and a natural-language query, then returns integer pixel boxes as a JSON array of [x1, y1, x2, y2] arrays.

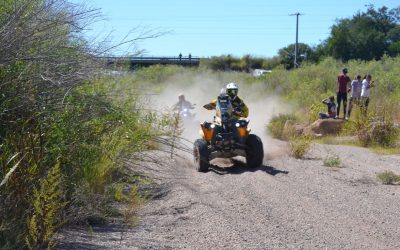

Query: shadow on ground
[[57, 242, 101, 250], [57, 224, 165, 250], [208, 158, 289, 176]]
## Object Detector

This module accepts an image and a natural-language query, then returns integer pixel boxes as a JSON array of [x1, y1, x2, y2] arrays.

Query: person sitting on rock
[[319, 96, 337, 119]]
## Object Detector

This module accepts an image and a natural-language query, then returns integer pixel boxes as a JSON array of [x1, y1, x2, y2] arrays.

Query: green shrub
[[123, 185, 143, 226], [133, 64, 180, 84], [323, 155, 342, 168], [377, 171, 400, 185], [344, 106, 399, 148], [267, 114, 297, 139], [289, 135, 312, 159], [370, 111, 399, 148], [25, 164, 66, 250]]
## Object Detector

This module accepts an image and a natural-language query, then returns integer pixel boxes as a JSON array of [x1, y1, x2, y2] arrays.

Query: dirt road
[[58, 141, 400, 250]]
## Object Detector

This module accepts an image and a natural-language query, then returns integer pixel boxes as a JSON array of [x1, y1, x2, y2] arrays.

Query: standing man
[[336, 68, 351, 119], [360, 74, 375, 114], [346, 74, 362, 120]]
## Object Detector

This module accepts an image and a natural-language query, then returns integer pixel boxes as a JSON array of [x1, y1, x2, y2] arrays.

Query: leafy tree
[[262, 56, 281, 70], [278, 43, 316, 69], [388, 41, 400, 56], [202, 54, 275, 72], [325, 5, 400, 61]]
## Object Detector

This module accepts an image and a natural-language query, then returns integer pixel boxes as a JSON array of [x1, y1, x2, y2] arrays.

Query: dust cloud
[[148, 71, 291, 159]]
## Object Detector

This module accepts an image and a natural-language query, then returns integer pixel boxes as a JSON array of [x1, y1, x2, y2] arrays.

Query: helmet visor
[[227, 88, 238, 96]]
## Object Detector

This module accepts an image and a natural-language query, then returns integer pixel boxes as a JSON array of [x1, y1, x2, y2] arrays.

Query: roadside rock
[[308, 118, 345, 136], [282, 120, 305, 139]]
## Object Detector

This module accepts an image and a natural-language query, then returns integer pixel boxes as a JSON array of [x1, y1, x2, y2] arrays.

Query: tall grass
[[0, 1, 175, 248], [377, 171, 400, 185], [342, 106, 399, 147], [289, 135, 312, 159], [263, 56, 400, 149], [267, 114, 297, 139], [263, 57, 400, 123]]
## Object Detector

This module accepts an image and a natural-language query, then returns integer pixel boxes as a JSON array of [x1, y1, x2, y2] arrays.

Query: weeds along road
[[58, 142, 400, 250]]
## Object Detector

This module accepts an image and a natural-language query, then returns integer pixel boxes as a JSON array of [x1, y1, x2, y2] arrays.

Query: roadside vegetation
[[323, 155, 342, 168], [377, 171, 400, 185], [265, 55, 400, 150], [267, 114, 298, 140], [289, 135, 312, 159], [0, 1, 174, 249]]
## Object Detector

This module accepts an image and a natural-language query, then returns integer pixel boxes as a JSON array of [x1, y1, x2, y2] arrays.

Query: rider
[[203, 82, 249, 119], [173, 93, 195, 111]]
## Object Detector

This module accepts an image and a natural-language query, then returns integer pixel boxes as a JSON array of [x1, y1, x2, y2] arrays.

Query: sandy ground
[[57, 140, 400, 250]]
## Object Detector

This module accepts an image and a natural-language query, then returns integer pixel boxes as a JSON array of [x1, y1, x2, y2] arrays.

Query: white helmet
[[226, 82, 238, 98]]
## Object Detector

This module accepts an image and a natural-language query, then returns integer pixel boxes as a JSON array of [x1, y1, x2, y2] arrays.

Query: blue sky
[[72, 0, 399, 58]]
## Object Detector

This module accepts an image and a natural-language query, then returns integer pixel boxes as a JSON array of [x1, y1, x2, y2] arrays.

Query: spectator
[[319, 96, 337, 119], [336, 68, 351, 119], [346, 74, 362, 120], [360, 74, 375, 113]]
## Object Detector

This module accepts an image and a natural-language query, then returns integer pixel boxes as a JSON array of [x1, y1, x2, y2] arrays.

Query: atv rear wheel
[[245, 134, 264, 167], [194, 139, 210, 172]]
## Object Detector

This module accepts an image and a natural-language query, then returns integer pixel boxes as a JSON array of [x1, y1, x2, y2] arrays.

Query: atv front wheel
[[194, 139, 210, 172], [245, 134, 264, 167]]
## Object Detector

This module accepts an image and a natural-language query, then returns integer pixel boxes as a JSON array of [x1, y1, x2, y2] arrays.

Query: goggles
[[227, 88, 238, 96]]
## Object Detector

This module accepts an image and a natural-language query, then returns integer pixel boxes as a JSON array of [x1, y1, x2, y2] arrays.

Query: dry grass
[[289, 135, 312, 159], [267, 114, 298, 140], [377, 171, 400, 185], [123, 185, 144, 226]]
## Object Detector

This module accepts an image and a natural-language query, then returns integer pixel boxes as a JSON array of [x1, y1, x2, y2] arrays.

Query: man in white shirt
[[360, 74, 375, 112], [346, 75, 362, 120]]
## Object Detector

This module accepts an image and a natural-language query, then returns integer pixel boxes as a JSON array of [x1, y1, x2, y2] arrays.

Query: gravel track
[[58, 142, 400, 250]]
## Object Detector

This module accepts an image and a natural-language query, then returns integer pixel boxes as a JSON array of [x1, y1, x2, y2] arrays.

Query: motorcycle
[[193, 93, 264, 172]]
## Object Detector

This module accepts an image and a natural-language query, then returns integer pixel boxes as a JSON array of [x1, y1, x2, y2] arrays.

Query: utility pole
[[290, 12, 303, 68]]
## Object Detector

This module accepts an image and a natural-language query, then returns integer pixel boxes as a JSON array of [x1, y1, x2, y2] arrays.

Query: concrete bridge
[[102, 56, 200, 68]]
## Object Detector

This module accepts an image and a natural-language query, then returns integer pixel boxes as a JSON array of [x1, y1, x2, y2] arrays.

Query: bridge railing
[[101, 56, 200, 66]]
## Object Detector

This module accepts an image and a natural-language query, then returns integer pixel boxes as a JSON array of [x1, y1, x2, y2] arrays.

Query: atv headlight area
[[235, 119, 249, 138], [201, 122, 215, 142], [236, 120, 248, 127]]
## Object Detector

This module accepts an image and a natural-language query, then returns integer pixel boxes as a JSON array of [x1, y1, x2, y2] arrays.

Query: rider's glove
[[234, 107, 242, 115]]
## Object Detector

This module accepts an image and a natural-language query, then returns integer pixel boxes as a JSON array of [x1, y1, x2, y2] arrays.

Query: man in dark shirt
[[336, 68, 351, 119]]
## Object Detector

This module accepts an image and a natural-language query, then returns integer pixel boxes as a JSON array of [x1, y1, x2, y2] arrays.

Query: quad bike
[[174, 103, 196, 122], [179, 107, 195, 119], [193, 94, 264, 172]]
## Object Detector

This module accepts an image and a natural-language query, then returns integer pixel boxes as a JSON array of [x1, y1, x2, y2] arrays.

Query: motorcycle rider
[[203, 82, 249, 119], [173, 93, 195, 112]]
